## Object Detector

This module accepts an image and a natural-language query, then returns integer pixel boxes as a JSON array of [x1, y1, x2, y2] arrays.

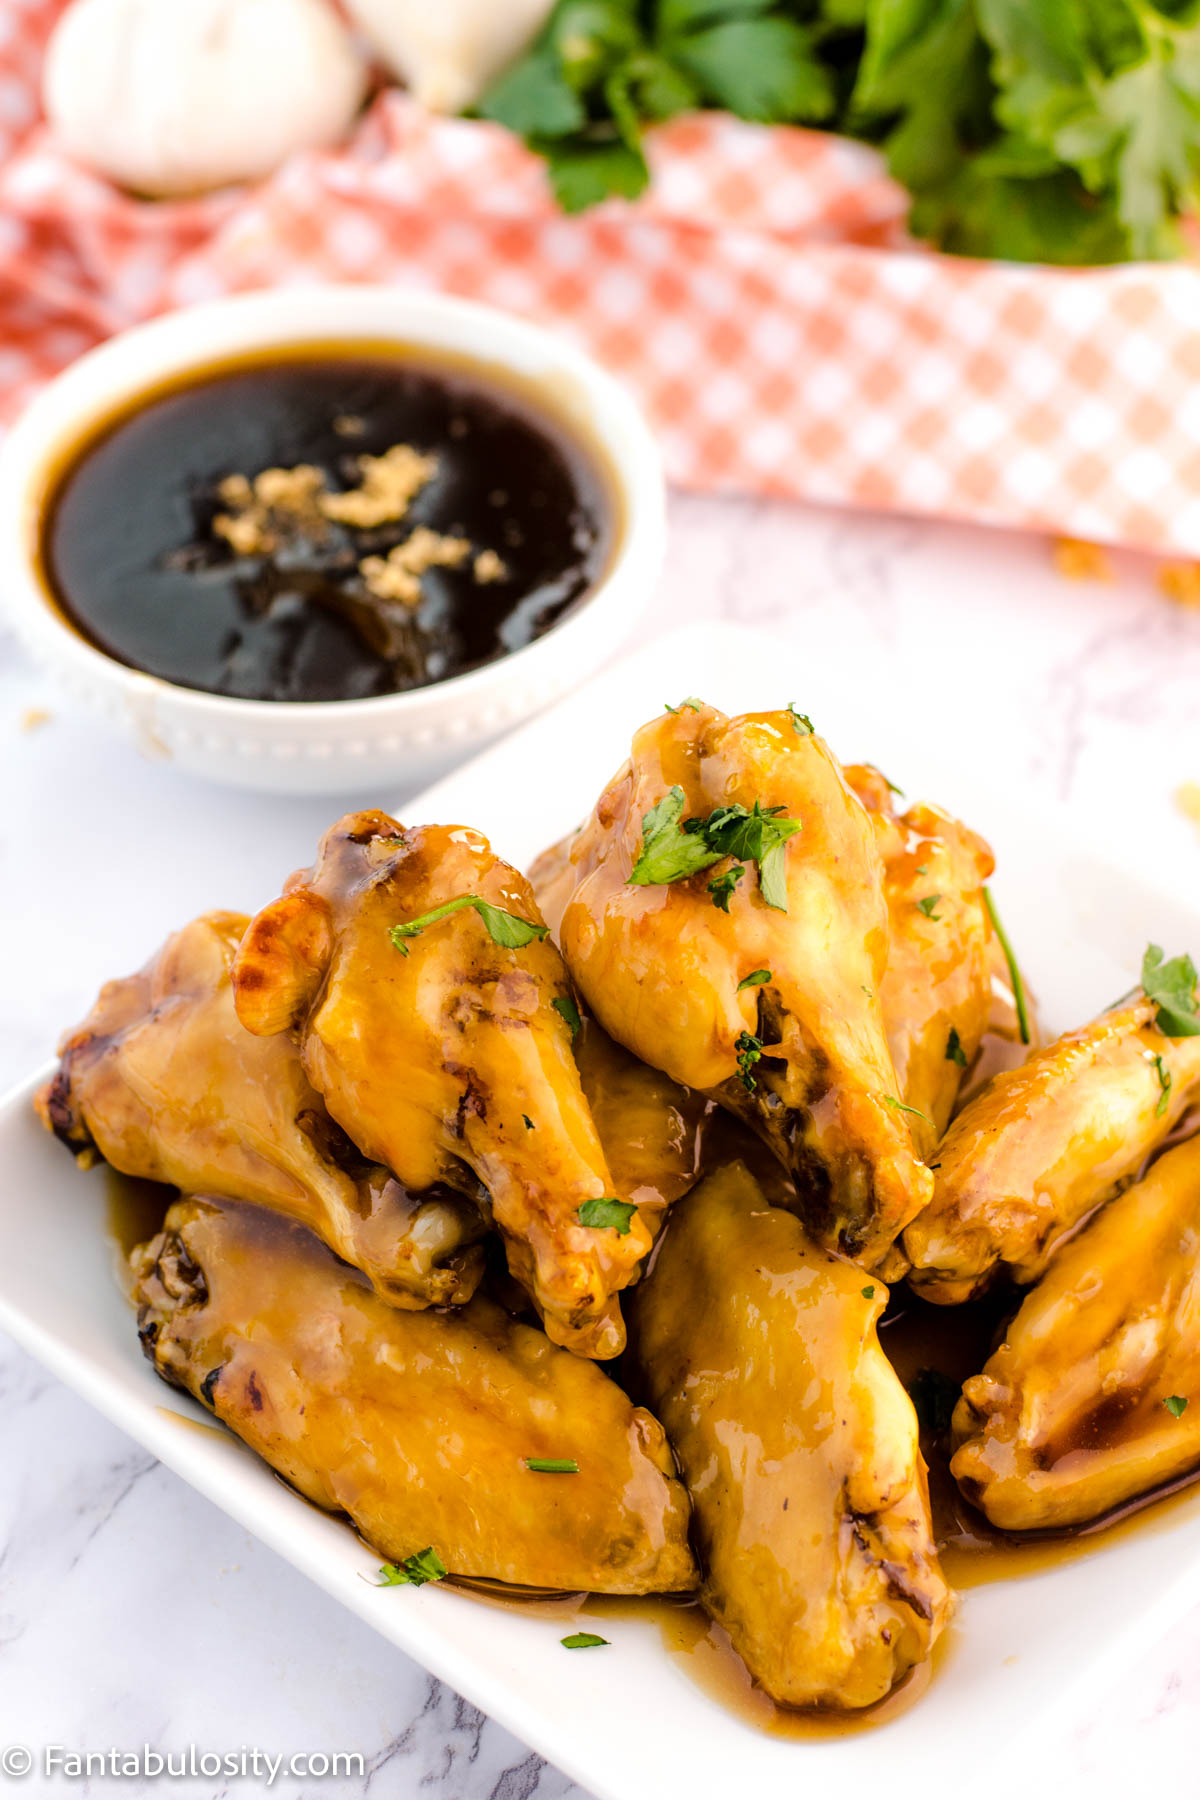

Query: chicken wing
[[232, 812, 649, 1358], [36, 912, 484, 1308], [555, 705, 931, 1270], [628, 1161, 952, 1710], [951, 1133, 1200, 1531], [844, 764, 995, 1150], [905, 997, 1200, 1304], [134, 1195, 697, 1593]]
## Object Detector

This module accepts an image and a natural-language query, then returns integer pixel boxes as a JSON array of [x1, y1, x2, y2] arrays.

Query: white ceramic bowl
[[0, 286, 665, 794]]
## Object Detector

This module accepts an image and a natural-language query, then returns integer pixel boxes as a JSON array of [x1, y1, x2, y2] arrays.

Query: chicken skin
[[556, 706, 931, 1271], [905, 997, 1200, 1304], [629, 1162, 952, 1710], [233, 812, 649, 1358], [36, 912, 484, 1308], [134, 1196, 697, 1593], [844, 764, 995, 1151], [951, 1133, 1200, 1531]]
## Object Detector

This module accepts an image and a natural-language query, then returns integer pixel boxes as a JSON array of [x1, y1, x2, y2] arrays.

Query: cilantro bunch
[[478, 0, 1200, 264]]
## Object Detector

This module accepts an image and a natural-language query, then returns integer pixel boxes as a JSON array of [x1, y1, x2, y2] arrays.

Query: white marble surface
[[2, 489, 1199, 1797]]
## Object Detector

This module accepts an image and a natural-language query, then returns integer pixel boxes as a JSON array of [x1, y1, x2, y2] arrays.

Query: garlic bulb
[[344, 0, 554, 114], [43, 0, 368, 197]]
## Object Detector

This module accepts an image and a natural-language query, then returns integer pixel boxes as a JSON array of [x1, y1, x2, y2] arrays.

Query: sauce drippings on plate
[[42, 353, 614, 703]]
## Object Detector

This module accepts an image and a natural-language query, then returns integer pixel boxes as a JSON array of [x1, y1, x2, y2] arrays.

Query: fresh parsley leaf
[[702, 801, 802, 913], [629, 786, 724, 886], [786, 702, 814, 736], [525, 1457, 580, 1473], [916, 894, 943, 920], [983, 886, 1032, 1045], [738, 968, 772, 990], [664, 696, 704, 713], [673, 18, 836, 124], [946, 1026, 968, 1069], [707, 864, 745, 912], [390, 898, 549, 956], [478, 49, 586, 136], [861, 1284, 876, 1299], [883, 1093, 930, 1123], [578, 1197, 638, 1234], [543, 136, 650, 211], [735, 1029, 763, 1092], [1142, 943, 1200, 1038], [1153, 1052, 1173, 1119], [561, 1631, 609, 1648], [908, 1367, 959, 1437], [523, 1114, 536, 1130], [1165, 1394, 1189, 1418], [553, 993, 583, 1040], [377, 1546, 447, 1587]]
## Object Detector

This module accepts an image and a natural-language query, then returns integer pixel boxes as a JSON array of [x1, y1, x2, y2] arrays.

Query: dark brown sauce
[[42, 349, 615, 704]]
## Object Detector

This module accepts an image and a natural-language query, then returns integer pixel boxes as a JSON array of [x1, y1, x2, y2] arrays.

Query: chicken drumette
[[37, 912, 485, 1308], [905, 993, 1200, 1304], [555, 705, 931, 1271], [845, 764, 996, 1152], [951, 1133, 1200, 1531], [629, 1161, 952, 1708], [233, 812, 649, 1358], [135, 1195, 697, 1593]]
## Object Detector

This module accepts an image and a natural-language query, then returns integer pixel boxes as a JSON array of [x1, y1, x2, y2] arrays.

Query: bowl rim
[[0, 284, 666, 724]]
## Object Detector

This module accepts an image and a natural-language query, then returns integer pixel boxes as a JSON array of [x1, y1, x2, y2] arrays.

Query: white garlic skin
[[43, 0, 368, 197], [344, 0, 555, 114]]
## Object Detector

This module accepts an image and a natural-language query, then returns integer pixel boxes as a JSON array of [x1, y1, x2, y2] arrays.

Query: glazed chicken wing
[[36, 912, 484, 1308], [905, 997, 1200, 1304], [629, 1162, 952, 1709], [951, 1133, 1200, 1531], [233, 812, 649, 1358], [845, 764, 995, 1151], [556, 705, 931, 1270], [134, 1196, 697, 1593]]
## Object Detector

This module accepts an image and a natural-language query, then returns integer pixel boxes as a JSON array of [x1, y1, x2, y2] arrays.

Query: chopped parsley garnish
[[523, 1114, 535, 1130], [578, 1197, 638, 1236], [1142, 944, 1200, 1038], [1153, 1053, 1172, 1119], [738, 969, 771, 991], [390, 897, 548, 956], [861, 1285, 875, 1299], [1165, 1395, 1188, 1418], [525, 1457, 580, 1473], [908, 1368, 959, 1437], [883, 1094, 930, 1123], [916, 894, 943, 920], [377, 1547, 447, 1587], [664, 697, 703, 714], [561, 1632, 608, 1649], [735, 1030, 763, 1092], [946, 1026, 968, 1070], [629, 788, 801, 912], [983, 886, 1031, 1045], [552, 993, 582, 1040], [915, 864, 930, 875], [787, 703, 814, 737], [707, 864, 745, 912], [872, 767, 904, 797]]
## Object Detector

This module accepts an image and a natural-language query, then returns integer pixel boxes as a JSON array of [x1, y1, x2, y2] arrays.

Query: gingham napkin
[[5, 0, 1200, 553]]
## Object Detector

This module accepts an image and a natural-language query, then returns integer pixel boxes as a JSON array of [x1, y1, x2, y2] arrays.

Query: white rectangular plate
[[2, 622, 1199, 1800]]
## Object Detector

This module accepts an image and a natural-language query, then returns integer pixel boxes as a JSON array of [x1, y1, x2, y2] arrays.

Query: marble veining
[[2, 488, 1198, 1796]]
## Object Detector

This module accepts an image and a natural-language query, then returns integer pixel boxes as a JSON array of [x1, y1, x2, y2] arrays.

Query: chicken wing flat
[[844, 764, 995, 1150], [556, 705, 931, 1271], [232, 812, 649, 1358], [905, 997, 1200, 1304], [36, 912, 484, 1308], [628, 1161, 951, 1710], [951, 1133, 1200, 1531], [134, 1195, 697, 1593]]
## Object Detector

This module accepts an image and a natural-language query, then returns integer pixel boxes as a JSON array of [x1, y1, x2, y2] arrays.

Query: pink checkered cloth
[[4, 0, 1200, 552]]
